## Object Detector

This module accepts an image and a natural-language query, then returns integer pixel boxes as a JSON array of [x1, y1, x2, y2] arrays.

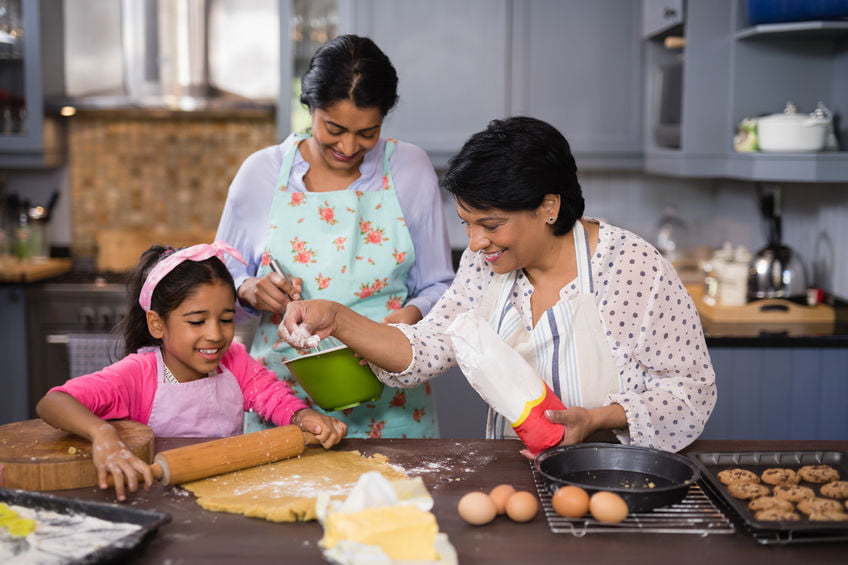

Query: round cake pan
[[535, 443, 700, 513]]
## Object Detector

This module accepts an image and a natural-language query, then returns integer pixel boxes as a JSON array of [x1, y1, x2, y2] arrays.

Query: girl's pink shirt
[[49, 342, 309, 434]]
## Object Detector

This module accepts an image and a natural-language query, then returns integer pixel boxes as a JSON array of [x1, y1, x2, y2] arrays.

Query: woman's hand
[[278, 299, 341, 344], [292, 409, 348, 449], [382, 305, 422, 325], [545, 407, 593, 446], [239, 273, 303, 313], [280, 299, 415, 373], [91, 423, 154, 501], [545, 403, 627, 447]]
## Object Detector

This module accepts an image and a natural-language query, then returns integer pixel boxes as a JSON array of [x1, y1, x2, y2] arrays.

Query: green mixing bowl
[[284, 344, 384, 411]]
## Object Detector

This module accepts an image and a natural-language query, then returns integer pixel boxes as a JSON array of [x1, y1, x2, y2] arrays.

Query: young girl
[[37, 242, 347, 501]]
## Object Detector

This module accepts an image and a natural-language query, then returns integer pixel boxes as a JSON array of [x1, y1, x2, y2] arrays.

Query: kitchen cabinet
[[0, 0, 63, 168], [338, 0, 511, 168], [337, 0, 644, 170], [701, 346, 848, 440], [510, 0, 643, 170], [643, 0, 848, 182], [642, 0, 684, 39], [0, 285, 29, 425]]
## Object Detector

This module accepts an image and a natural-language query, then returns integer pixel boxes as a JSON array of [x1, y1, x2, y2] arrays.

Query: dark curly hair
[[115, 245, 237, 357], [442, 116, 585, 237]]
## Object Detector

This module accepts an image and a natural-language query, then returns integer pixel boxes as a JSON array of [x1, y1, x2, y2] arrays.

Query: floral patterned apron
[[245, 136, 439, 438], [481, 220, 621, 440]]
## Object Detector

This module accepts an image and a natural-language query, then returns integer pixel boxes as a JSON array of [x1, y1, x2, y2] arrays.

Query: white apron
[[481, 220, 621, 440], [147, 349, 244, 438]]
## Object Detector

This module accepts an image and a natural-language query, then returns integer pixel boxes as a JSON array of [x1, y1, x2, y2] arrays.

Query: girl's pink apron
[[147, 348, 244, 437]]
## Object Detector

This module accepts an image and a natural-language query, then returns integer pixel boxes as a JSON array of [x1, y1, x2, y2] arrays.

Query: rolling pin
[[146, 425, 316, 485]]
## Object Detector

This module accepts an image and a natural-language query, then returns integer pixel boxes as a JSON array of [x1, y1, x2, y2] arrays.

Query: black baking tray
[[689, 450, 848, 544], [0, 487, 171, 563]]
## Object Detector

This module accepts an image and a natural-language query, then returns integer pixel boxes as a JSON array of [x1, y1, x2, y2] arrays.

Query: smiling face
[[457, 196, 561, 274], [146, 281, 236, 382], [308, 99, 383, 173]]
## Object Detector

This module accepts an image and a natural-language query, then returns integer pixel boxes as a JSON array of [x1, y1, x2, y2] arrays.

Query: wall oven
[[26, 275, 127, 417]]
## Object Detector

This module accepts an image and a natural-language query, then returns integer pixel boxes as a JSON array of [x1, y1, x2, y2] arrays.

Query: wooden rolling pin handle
[[154, 425, 309, 486]]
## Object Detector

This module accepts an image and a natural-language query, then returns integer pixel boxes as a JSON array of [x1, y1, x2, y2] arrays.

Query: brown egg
[[457, 491, 497, 526], [551, 485, 590, 518], [488, 484, 516, 515], [505, 490, 539, 523], [589, 491, 629, 523]]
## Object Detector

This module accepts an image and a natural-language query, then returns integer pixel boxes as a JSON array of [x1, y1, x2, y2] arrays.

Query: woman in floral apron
[[215, 35, 454, 437], [279, 117, 717, 454]]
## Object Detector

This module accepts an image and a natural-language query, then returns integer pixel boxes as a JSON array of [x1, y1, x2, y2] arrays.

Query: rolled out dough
[[181, 448, 407, 522]]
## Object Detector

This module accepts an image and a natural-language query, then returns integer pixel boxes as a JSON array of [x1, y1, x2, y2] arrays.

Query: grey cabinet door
[[701, 347, 848, 440], [340, 0, 511, 166], [510, 0, 644, 165]]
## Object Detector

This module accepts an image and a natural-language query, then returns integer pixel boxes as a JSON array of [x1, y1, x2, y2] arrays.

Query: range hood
[[52, 0, 278, 112]]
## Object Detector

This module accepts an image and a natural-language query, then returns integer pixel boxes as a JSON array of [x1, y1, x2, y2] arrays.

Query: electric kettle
[[748, 189, 807, 300]]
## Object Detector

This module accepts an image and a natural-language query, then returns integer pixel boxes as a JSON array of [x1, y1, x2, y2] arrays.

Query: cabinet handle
[[47, 334, 70, 344], [664, 7, 677, 19]]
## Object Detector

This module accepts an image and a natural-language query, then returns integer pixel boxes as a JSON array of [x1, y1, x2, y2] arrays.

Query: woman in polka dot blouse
[[280, 117, 717, 453]]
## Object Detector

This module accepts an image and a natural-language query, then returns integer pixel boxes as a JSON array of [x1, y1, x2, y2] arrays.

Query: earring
[[547, 217, 555, 224]]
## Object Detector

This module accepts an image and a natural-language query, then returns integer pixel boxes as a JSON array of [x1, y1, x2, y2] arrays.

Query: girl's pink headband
[[139, 241, 247, 312]]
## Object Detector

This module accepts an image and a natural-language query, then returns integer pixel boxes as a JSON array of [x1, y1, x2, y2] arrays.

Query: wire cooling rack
[[531, 463, 735, 536]]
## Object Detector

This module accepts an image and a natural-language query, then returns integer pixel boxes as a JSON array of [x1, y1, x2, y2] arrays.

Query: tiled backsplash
[[68, 113, 278, 259]]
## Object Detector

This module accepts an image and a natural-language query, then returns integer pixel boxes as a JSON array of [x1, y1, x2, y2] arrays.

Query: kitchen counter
[[0, 258, 72, 284], [687, 285, 848, 348], [44, 438, 847, 564]]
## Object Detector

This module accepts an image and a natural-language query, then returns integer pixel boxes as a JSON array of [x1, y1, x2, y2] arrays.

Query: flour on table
[[0, 505, 142, 565], [181, 448, 407, 522]]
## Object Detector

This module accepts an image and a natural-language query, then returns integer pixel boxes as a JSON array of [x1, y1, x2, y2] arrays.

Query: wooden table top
[[44, 438, 848, 564]]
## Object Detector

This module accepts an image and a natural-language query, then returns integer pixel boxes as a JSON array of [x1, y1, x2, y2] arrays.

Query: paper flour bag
[[446, 312, 565, 454]]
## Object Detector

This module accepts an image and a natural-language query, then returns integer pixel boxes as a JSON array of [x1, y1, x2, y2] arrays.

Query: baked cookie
[[754, 509, 800, 521], [717, 468, 760, 485], [748, 496, 795, 513], [797, 497, 843, 515], [798, 464, 840, 484], [727, 482, 770, 500], [773, 484, 816, 502], [820, 480, 848, 500], [808, 510, 848, 522], [760, 468, 800, 486]]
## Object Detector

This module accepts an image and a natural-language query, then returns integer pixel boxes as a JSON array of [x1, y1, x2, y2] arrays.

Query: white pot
[[757, 104, 830, 152]]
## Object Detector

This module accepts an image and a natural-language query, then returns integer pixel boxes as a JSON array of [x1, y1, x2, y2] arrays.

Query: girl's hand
[[382, 305, 422, 325], [91, 423, 154, 501], [292, 409, 348, 449]]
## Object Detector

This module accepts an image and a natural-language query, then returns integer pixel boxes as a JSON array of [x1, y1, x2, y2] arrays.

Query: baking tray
[[0, 487, 171, 563], [689, 450, 848, 544]]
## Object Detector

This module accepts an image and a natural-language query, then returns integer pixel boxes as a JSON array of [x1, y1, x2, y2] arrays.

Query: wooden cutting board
[[0, 419, 154, 491], [0, 258, 72, 283], [686, 284, 835, 323]]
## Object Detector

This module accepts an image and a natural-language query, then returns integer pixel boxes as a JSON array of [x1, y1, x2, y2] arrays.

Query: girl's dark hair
[[115, 245, 237, 357], [442, 116, 585, 236], [299, 34, 399, 116]]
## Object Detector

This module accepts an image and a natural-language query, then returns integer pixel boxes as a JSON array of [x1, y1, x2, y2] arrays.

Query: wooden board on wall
[[95, 229, 218, 273]]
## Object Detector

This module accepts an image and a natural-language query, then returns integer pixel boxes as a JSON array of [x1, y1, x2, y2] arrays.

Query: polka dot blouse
[[373, 220, 717, 452]]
